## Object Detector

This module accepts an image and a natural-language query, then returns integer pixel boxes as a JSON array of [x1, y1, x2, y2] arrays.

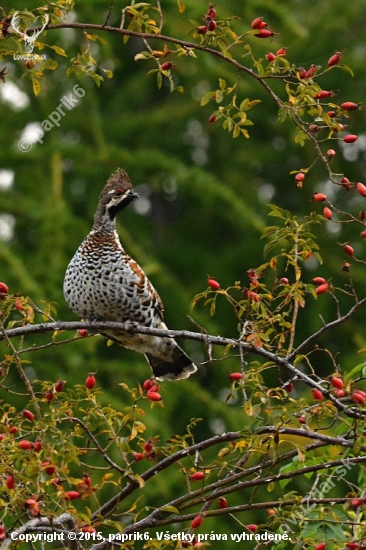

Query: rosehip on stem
[[323, 207, 332, 220], [161, 62, 174, 71], [309, 124, 319, 132], [147, 391, 162, 401], [313, 193, 327, 202], [55, 380, 65, 393], [327, 149, 336, 158], [327, 51, 342, 67], [207, 277, 220, 290], [85, 374, 96, 390], [352, 390, 366, 404], [218, 497, 228, 508], [314, 90, 335, 99], [266, 52, 276, 62], [276, 47, 287, 56], [62, 491, 81, 501], [316, 282, 330, 295], [22, 409, 34, 421], [343, 244, 354, 256], [18, 440, 33, 450], [191, 516, 204, 529], [251, 17, 266, 29], [207, 20, 216, 31], [6, 474, 15, 490], [206, 5, 217, 19], [143, 440, 154, 452], [305, 65, 317, 78], [340, 102, 361, 111], [343, 134, 358, 143], [312, 388, 324, 401], [190, 472, 205, 481], [0, 282, 8, 294], [356, 182, 366, 197], [331, 377, 344, 389], [254, 29, 277, 38], [295, 173, 305, 182], [45, 389, 55, 402], [340, 177, 351, 191], [284, 382, 294, 393], [313, 277, 326, 285]]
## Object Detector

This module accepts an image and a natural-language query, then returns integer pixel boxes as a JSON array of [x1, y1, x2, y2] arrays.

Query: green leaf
[[51, 45, 67, 57], [239, 98, 249, 110], [134, 52, 150, 61], [215, 89, 224, 103], [293, 355, 306, 367], [102, 69, 113, 78], [32, 78, 41, 96], [294, 131, 307, 146], [338, 64, 354, 77], [232, 124, 241, 138], [200, 91, 214, 106], [159, 505, 179, 514], [219, 78, 226, 91]]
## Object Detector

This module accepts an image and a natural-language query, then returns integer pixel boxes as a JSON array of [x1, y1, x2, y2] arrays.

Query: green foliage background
[[1, 0, 366, 543]]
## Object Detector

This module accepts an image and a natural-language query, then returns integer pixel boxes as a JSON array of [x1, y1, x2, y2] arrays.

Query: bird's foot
[[123, 320, 139, 335]]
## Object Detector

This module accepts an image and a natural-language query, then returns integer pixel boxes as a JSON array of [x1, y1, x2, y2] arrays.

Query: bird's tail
[[145, 345, 197, 381]]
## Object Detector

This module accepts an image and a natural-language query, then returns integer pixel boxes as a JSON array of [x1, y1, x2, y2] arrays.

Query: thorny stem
[[1, 310, 365, 417], [0, 321, 42, 419], [65, 417, 126, 474], [287, 222, 300, 357]]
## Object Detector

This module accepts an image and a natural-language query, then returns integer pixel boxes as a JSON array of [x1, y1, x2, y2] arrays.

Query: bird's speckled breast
[[63, 230, 162, 326]]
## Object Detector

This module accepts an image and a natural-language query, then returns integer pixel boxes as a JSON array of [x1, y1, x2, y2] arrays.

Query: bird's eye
[[113, 188, 124, 197]]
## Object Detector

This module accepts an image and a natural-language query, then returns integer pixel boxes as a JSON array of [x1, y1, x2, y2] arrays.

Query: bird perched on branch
[[63, 168, 197, 381]]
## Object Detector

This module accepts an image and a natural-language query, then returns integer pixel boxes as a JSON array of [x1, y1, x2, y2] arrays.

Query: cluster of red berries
[[315, 543, 365, 550], [133, 438, 157, 462], [143, 378, 162, 401], [197, 3, 217, 35], [266, 47, 287, 63], [4, 440, 92, 509], [311, 376, 366, 405], [312, 276, 330, 296], [251, 17, 276, 39], [311, 181, 366, 238]]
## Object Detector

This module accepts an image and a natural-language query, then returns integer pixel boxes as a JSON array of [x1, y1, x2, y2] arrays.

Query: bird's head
[[93, 169, 139, 229]]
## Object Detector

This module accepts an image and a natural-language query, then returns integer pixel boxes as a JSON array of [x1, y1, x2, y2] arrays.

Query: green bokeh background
[[1, 0, 366, 545]]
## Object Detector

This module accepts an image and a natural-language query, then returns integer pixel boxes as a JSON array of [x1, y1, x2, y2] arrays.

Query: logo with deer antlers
[[11, 12, 49, 54]]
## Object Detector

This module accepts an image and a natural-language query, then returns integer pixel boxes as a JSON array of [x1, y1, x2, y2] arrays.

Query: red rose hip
[[312, 389, 324, 401], [85, 374, 96, 390], [207, 278, 220, 290], [343, 134, 358, 143]]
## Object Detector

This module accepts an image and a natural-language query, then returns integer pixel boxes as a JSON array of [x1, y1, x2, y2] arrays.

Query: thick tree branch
[[288, 295, 366, 360], [0, 318, 363, 418]]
